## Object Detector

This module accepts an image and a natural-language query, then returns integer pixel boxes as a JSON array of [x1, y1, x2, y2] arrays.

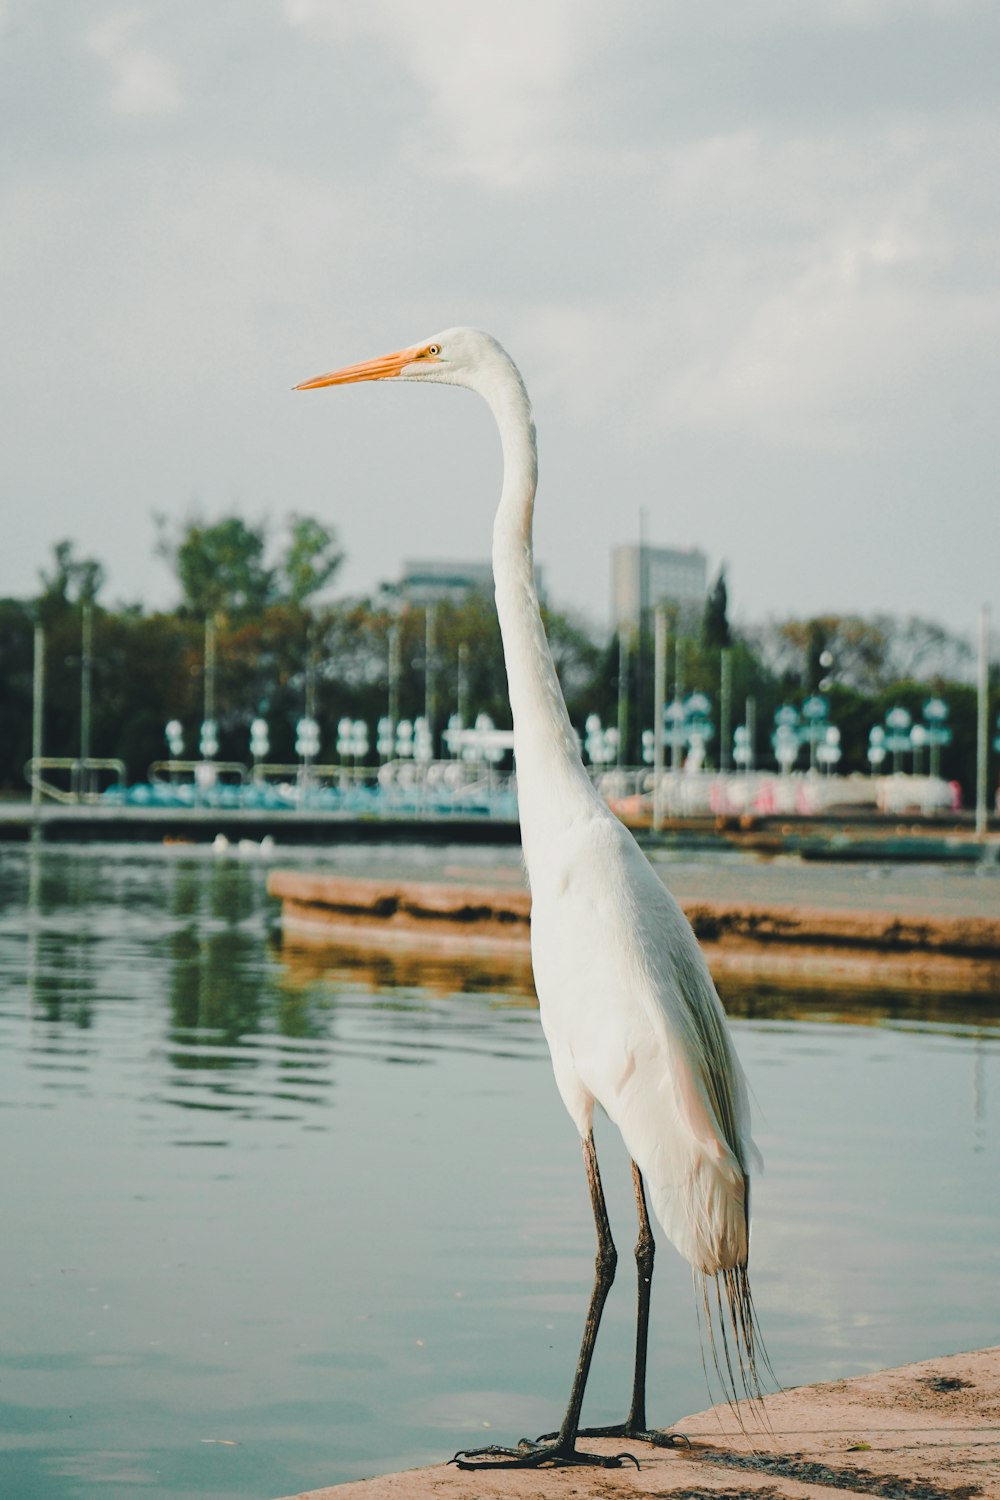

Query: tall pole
[[720, 647, 732, 773], [457, 640, 469, 726], [305, 622, 317, 722], [746, 695, 757, 774], [636, 506, 647, 743], [616, 630, 629, 767], [652, 608, 666, 831], [671, 637, 686, 772], [204, 614, 216, 727], [31, 625, 45, 819], [424, 603, 436, 749], [388, 623, 401, 740], [976, 604, 990, 838], [80, 603, 93, 796]]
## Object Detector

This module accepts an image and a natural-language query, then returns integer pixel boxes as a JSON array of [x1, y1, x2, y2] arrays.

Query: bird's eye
[[427, 344, 441, 357]]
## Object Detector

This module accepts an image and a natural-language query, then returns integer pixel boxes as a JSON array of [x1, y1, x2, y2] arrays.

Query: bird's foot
[[537, 1421, 690, 1449], [451, 1437, 640, 1471]]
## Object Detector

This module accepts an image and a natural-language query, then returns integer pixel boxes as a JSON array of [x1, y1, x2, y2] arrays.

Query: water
[[0, 843, 997, 1500]]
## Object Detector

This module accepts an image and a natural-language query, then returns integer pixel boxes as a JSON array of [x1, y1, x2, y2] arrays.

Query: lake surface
[[0, 842, 997, 1500]]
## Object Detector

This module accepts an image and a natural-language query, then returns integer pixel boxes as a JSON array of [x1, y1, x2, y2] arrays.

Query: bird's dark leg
[[452, 1132, 638, 1471], [570, 1160, 687, 1450], [626, 1157, 655, 1430]]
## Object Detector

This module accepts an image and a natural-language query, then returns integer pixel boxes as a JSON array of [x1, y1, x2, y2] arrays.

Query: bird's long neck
[[486, 369, 595, 865]]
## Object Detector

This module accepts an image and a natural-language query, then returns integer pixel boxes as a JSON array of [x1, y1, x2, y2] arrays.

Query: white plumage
[[296, 327, 766, 1469], [530, 810, 758, 1274]]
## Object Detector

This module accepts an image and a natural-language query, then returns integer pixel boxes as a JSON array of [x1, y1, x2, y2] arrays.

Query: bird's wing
[[529, 811, 758, 1274]]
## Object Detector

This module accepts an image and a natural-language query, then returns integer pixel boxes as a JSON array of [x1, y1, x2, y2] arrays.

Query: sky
[[2, 0, 998, 638]]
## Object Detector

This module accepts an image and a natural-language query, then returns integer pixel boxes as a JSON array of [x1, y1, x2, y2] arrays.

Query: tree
[[750, 615, 889, 694], [156, 514, 276, 619], [701, 568, 732, 650], [280, 514, 344, 607], [541, 605, 605, 724], [38, 539, 105, 610], [0, 599, 35, 791]]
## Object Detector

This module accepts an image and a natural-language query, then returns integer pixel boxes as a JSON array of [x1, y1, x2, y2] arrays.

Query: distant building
[[398, 558, 546, 607], [399, 559, 494, 605], [612, 543, 708, 633]]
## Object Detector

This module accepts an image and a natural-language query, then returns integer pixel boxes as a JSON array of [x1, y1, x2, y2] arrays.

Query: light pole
[[337, 718, 369, 785], [884, 706, 913, 775], [250, 717, 269, 771], [387, 622, 401, 747], [867, 726, 886, 775], [295, 714, 320, 794], [616, 630, 630, 769], [910, 723, 927, 775], [424, 603, 436, 754], [31, 626, 45, 819], [653, 609, 666, 830], [801, 694, 828, 773], [922, 697, 951, 779], [976, 604, 990, 837], [204, 614, 216, 730], [719, 648, 732, 772], [683, 692, 714, 770], [457, 641, 469, 729], [165, 719, 184, 760], [665, 698, 685, 772], [584, 715, 618, 770], [199, 717, 219, 760], [816, 725, 842, 775], [772, 705, 801, 775], [80, 603, 93, 796]]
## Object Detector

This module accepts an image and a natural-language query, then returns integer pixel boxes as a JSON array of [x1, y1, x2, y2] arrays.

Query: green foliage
[[701, 568, 732, 650], [752, 613, 971, 695], [157, 514, 276, 619], [156, 511, 345, 620], [37, 540, 105, 621], [540, 604, 604, 723], [0, 599, 35, 792], [280, 514, 344, 607]]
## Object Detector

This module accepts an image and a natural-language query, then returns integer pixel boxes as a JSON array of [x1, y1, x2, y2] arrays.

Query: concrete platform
[[276, 1345, 1000, 1500], [269, 870, 1000, 992]]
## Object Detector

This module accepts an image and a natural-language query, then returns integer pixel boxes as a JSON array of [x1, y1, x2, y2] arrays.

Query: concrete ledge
[[270, 872, 530, 955], [276, 1344, 1000, 1500], [268, 872, 1000, 990]]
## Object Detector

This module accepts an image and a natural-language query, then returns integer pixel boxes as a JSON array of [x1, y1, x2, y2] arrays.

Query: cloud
[[513, 113, 1000, 458], [284, 0, 614, 188], [86, 9, 182, 117]]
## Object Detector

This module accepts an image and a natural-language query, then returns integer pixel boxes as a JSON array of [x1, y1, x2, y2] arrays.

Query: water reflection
[[719, 975, 1000, 1032], [9, 847, 546, 1128], [280, 937, 536, 1000]]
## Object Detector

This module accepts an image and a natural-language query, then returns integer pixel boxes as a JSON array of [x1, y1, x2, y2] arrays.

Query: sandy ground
[[276, 1345, 1000, 1500]]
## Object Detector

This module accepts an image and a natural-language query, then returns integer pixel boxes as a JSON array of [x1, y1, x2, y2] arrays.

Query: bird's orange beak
[[294, 343, 428, 391]]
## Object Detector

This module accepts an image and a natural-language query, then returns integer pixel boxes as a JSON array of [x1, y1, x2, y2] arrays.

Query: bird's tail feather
[[695, 1262, 776, 1440]]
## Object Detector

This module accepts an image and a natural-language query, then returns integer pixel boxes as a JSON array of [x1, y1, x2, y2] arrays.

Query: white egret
[[296, 329, 766, 1469]]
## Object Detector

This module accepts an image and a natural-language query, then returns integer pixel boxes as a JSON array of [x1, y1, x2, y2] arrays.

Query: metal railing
[[25, 757, 128, 805]]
